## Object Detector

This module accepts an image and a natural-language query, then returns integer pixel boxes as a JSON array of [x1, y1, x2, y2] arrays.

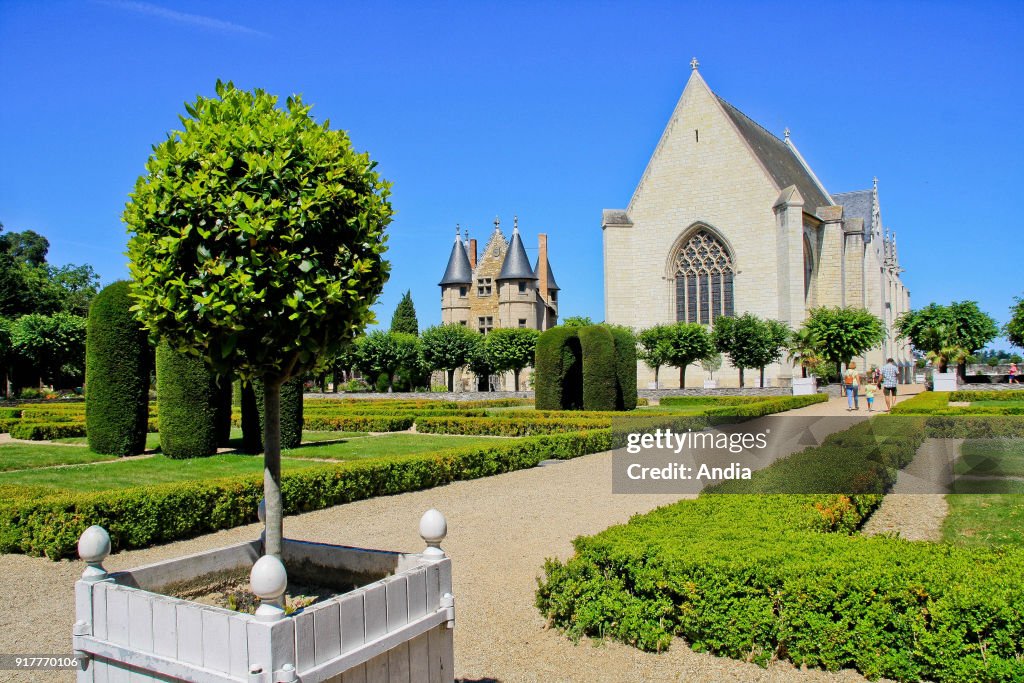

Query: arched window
[[674, 229, 735, 324], [803, 236, 813, 299]]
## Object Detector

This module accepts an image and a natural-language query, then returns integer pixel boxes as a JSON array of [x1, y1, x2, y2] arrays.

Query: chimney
[[537, 233, 549, 305], [468, 239, 478, 270]]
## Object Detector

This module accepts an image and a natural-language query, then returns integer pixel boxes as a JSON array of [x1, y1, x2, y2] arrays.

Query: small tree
[[485, 327, 539, 391], [466, 342, 496, 391], [124, 81, 392, 558], [354, 331, 418, 392], [804, 307, 885, 377], [897, 301, 998, 378], [787, 327, 820, 379], [390, 290, 419, 336], [1005, 295, 1024, 351], [637, 325, 672, 387], [701, 353, 722, 381], [663, 322, 713, 388], [562, 316, 593, 327], [9, 312, 87, 388], [421, 324, 480, 391], [711, 314, 767, 388], [750, 319, 791, 388]]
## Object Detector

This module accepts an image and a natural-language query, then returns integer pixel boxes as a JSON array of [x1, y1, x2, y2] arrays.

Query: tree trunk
[[739, 367, 745, 388], [654, 366, 660, 386], [514, 369, 520, 392], [263, 379, 284, 559], [957, 360, 966, 381], [447, 369, 455, 392], [679, 365, 686, 388], [760, 366, 765, 388]]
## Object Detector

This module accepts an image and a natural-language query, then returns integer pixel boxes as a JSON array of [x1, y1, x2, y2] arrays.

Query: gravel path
[[0, 395, 924, 683], [861, 438, 961, 541]]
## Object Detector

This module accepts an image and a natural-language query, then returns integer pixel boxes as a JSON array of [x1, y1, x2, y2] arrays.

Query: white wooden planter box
[[73, 518, 454, 683], [932, 372, 958, 392], [703, 380, 718, 389], [791, 377, 817, 396]]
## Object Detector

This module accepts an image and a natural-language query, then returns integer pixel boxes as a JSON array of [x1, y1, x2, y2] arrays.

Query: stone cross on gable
[[493, 216, 500, 231], [690, 57, 699, 70], [784, 127, 791, 140]]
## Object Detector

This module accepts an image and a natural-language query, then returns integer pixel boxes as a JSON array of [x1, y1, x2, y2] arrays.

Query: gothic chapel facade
[[603, 62, 912, 387]]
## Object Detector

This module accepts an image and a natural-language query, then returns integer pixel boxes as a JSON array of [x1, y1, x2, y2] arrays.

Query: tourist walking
[[1010, 362, 1019, 385], [880, 357, 899, 412], [844, 361, 861, 410], [865, 384, 876, 412]]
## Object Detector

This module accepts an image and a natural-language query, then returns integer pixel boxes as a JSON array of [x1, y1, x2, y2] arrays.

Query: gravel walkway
[[861, 438, 961, 541], [0, 395, 922, 683]]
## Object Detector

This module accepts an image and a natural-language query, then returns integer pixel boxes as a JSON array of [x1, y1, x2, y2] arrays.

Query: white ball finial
[[419, 509, 447, 558], [78, 525, 111, 581], [250, 555, 288, 621]]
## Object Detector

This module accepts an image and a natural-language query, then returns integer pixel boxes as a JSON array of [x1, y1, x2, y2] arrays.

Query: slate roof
[[438, 236, 473, 286], [498, 230, 537, 280], [716, 96, 833, 213], [535, 256, 560, 291], [831, 189, 874, 239]]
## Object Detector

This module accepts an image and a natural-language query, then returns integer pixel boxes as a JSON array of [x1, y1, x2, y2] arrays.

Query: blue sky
[[1, 1, 1022, 347]]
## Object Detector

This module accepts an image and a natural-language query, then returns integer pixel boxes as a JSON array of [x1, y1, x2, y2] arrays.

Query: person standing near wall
[[880, 357, 899, 412]]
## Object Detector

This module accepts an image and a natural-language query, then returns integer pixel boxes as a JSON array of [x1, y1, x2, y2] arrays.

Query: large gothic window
[[674, 229, 735, 324]]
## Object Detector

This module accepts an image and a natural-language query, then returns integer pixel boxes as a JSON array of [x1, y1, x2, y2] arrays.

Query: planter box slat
[[106, 587, 130, 647], [424, 565, 439, 614], [406, 569, 427, 621], [386, 577, 409, 631], [341, 664, 367, 683], [366, 651, 389, 683], [228, 614, 249, 678], [176, 602, 204, 665], [93, 582, 109, 641], [408, 632, 429, 681], [295, 609, 316, 671], [363, 584, 388, 642], [201, 609, 231, 673], [128, 591, 154, 653], [339, 592, 365, 654], [426, 627, 442, 682], [314, 601, 342, 665], [151, 597, 178, 658]]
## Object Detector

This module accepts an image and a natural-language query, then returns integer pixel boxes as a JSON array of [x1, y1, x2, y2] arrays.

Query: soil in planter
[[166, 562, 388, 615]]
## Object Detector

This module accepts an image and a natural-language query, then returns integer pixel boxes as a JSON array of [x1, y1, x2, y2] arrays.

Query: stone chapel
[[603, 61, 912, 388]]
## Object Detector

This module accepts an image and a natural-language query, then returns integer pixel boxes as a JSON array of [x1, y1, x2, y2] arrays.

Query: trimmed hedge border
[[302, 414, 415, 433], [0, 430, 612, 559], [9, 422, 89, 440], [417, 416, 610, 436], [536, 416, 1024, 682]]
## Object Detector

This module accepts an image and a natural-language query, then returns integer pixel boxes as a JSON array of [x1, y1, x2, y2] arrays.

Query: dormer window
[[459, 286, 467, 298], [550, 291, 557, 302], [477, 277, 492, 296], [518, 281, 527, 294]]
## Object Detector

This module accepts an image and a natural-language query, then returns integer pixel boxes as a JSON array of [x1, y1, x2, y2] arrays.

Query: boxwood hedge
[[578, 325, 618, 411], [608, 326, 638, 411], [155, 342, 221, 459], [240, 377, 304, 452], [85, 281, 151, 456], [535, 327, 583, 410]]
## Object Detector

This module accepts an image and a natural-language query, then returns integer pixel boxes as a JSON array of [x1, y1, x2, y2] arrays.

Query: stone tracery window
[[674, 229, 735, 324]]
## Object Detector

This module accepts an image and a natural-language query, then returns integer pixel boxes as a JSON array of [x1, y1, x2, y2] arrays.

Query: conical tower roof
[[497, 219, 537, 281], [535, 256, 559, 291], [438, 229, 473, 286]]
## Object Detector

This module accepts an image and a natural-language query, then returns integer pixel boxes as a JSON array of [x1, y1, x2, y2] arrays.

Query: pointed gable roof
[[438, 233, 473, 286], [498, 228, 536, 280], [715, 96, 833, 214]]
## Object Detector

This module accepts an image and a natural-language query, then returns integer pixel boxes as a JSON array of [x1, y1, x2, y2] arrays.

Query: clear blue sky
[[1, 1, 1021, 347]]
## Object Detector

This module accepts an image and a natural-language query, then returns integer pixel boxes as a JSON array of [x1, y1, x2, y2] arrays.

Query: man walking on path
[[881, 357, 899, 412]]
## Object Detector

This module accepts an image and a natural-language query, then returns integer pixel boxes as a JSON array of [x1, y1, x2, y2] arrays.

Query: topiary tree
[[804, 307, 885, 377], [485, 327, 539, 391], [637, 324, 672, 387], [534, 326, 582, 410], [241, 377, 304, 452], [155, 341, 221, 459], [420, 324, 480, 391], [1006, 295, 1024, 351], [663, 322, 714, 388], [390, 290, 419, 336], [354, 331, 419, 392], [124, 81, 392, 558], [711, 313, 770, 388], [608, 325, 638, 410], [85, 281, 151, 456], [578, 325, 617, 411]]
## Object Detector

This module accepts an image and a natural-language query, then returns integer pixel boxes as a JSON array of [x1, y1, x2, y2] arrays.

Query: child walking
[[864, 384, 875, 412]]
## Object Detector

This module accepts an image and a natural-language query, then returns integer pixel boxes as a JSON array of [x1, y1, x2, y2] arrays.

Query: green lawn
[[945, 438, 1024, 547], [0, 443, 118, 471], [52, 432, 163, 449], [282, 433, 504, 460], [971, 400, 1024, 408], [0, 432, 507, 491]]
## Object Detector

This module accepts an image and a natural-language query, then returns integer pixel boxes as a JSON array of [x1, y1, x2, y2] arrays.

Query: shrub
[[0, 429, 612, 559], [535, 327, 582, 410], [85, 281, 151, 456], [155, 342, 221, 458], [890, 391, 950, 414], [0, 408, 21, 419], [302, 414, 414, 432], [239, 377, 304, 452], [417, 415, 609, 436], [608, 326, 638, 410], [9, 421, 88, 440], [537, 416, 1024, 682], [578, 325, 617, 411]]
